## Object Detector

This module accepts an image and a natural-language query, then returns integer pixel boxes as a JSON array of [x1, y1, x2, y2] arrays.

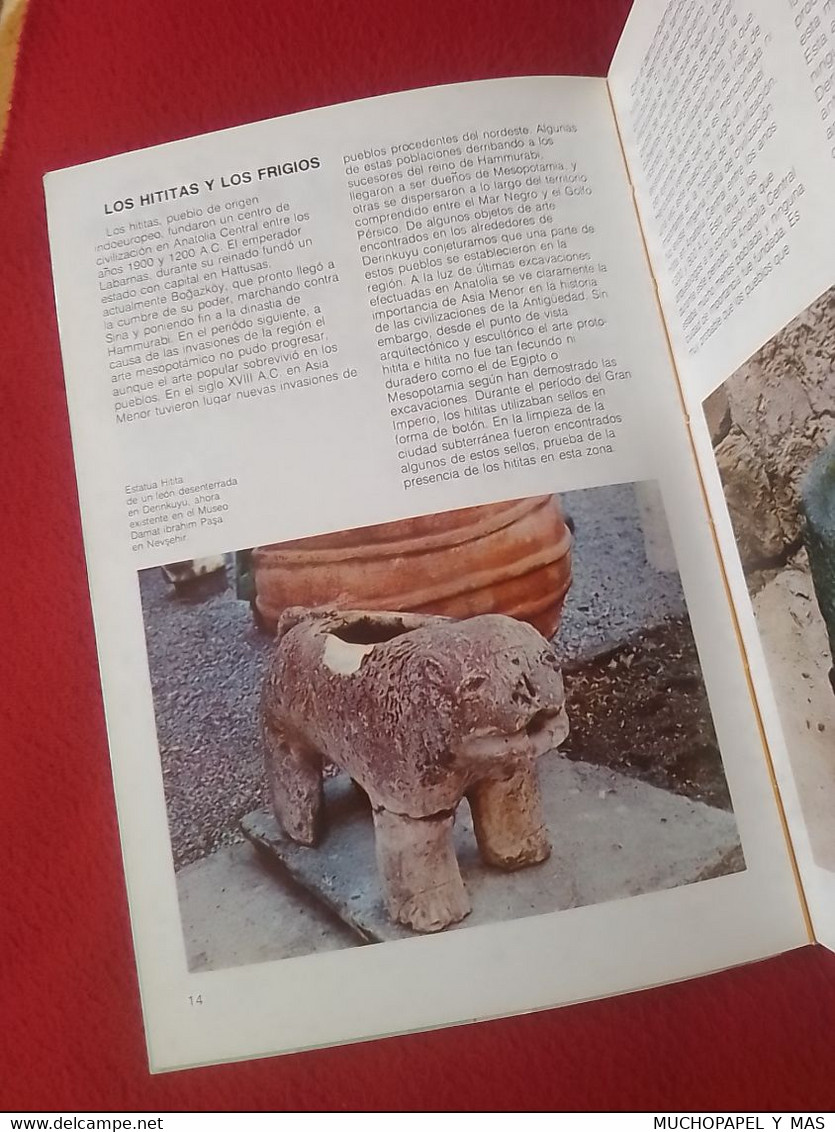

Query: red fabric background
[[2, 0, 835, 1111]]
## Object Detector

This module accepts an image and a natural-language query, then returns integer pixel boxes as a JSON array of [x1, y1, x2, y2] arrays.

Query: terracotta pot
[[252, 495, 571, 637]]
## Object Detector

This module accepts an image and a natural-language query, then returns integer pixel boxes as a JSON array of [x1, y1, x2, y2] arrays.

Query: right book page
[[609, 0, 835, 944]]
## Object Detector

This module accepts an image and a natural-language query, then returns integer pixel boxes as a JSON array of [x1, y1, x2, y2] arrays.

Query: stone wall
[[707, 287, 835, 569]]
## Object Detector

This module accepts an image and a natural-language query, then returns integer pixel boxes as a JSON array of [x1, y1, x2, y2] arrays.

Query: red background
[[2, 0, 835, 1111]]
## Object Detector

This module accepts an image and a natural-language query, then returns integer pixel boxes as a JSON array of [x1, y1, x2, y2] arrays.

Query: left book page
[[44, 76, 806, 1073]]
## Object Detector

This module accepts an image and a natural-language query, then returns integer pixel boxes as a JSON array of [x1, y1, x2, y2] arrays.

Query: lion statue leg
[[371, 806, 471, 933]]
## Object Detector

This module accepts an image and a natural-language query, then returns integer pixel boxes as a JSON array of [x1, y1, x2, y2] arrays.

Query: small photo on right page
[[703, 284, 835, 871]]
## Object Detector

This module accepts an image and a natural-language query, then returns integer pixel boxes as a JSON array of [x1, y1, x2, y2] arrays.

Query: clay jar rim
[[253, 496, 568, 566]]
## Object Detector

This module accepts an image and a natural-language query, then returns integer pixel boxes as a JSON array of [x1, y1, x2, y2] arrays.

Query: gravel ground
[[562, 620, 730, 811], [141, 567, 272, 867], [140, 481, 695, 869], [556, 483, 686, 659]]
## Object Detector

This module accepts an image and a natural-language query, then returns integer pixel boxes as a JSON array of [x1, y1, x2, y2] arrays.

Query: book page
[[610, 6, 835, 946], [609, 0, 835, 402], [45, 76, 806, 1073], [693, 288, 835, 949]]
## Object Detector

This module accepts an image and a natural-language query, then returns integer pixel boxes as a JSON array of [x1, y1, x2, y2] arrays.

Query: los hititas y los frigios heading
[[102, 158, 322, 214]]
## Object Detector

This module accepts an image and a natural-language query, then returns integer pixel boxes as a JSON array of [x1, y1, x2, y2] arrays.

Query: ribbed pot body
[[252, 495, 572, 637]]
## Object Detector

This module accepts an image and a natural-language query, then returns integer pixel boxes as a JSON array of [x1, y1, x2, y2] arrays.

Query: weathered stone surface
[[261, 607, 569, 932], [752, 559, 835, 871], [714, 427, 787, 562], [707, 287, 835, 568], [704, 384, 730, 445]]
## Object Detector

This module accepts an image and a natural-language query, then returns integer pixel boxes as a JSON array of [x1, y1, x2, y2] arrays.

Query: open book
[[43, 0, 835, 1073]]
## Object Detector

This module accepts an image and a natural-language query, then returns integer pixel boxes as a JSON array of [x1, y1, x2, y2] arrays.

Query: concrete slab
[[176, 841, 357, 972], [242, 756, 742, 944], [753, 563, 835, 871]]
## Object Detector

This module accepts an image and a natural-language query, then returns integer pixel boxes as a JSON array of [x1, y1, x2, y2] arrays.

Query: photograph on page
[[703, 284, 835, 872], [138, 482, 744, 971]]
